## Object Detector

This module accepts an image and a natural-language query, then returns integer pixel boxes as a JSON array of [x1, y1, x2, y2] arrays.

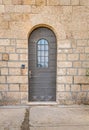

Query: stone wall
[[0, 0, 89, 105]]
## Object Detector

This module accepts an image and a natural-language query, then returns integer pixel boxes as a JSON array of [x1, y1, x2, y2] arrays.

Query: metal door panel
[[28, 27, 56, 102]]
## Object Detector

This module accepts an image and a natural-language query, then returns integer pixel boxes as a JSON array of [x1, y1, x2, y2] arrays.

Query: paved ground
[[0, 105, 89, 130]]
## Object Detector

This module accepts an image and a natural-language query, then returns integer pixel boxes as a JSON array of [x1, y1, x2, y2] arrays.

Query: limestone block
[[71, 39, 77, 48], [0, 46, 5, 52], [57, 84, 65, 91], [77, 92, 87, 100], [77, 40, 88, 47], [16, 49, 28, 53], [2, 53, 9, 61], [20, 54, 28, 61], [66, 85, 71, 91], [80, 54, 86, 61], [57, 68, 66, 75], [12, 0, 23, 5], [86, 54, 89, 60], [10, 13, 23, 21], [0, 22, 9, 29], [1, 68, 8, 75], [0, 84, 8, 91], [0, 39, 10, 46], [9, 84, 20, 91], [6, 46, 15, 53], [74, 76, 89, 84], [9, 68, 21, 75], [5, 5, 15, 13], [3, 13, 11, 21], [16, 40, 27, 48], [3, 0, 12, 5], [0, 61, 7, 67], [71, 85, 80, 91], [58, 62, 72, 67], [0, 0, 2, 4], [58, 40, 71, 48], [60, 0, 71, 5], [8, 62, 27, 67], [67, 68, 77, 75], [72, 21, 88, 31], [57, 76, 72, 84], [68, 54, 79, 61], [58, 92, 72, 99], [72, 31, 89, 39], [0, 76, 6, 83], [47, 0, 60, 5], [74, 47, 85, 53], [22, 13, 30, 21], [20, 84, 28, 92], [82, 85, 89, 91], [85, 47, 89, 53], [21, 92, 28, 102], [21, 69, 28, 75], [73, 62, 81, 67], [9, 54, 19, 61], [7, 76, 28, 83], [80, 0, 89, 5], [0, 5, 5, 13], [35, 0, 46, 6], [82, 62, 89, 68], [71, 0, 79, 5], [23, 0, 35, 5], [78, 69, 86, 75], [6, 92, 21, 103], [57, 54, 67, 61], [15, 5, 31, 13], [58, 49, 73, 54]]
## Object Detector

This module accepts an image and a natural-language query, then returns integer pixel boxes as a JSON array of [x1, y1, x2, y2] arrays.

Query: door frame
[[28, 24, 57, 104]]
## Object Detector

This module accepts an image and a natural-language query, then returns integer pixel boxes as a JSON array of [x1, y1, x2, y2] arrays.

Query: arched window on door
[[37, 39, 49, 68]]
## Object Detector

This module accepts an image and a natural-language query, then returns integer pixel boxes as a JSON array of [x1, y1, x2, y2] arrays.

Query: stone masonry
[[0, 0, 89, 105]]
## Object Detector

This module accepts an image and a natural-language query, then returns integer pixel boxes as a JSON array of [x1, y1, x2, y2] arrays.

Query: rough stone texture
[[0, 0, 89, 105]]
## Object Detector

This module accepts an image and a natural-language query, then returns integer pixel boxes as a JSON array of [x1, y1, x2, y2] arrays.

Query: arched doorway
[[28, 27, 57, 102]]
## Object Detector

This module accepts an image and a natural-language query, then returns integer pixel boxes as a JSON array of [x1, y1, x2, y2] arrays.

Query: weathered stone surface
[[7, 76, 28, 83], [0, 107, 26, 129], [30, 106, 89, 126], [80, 0, 89, 5], [59, 0, 71, 5], [30, 126, 89, 130], [71, 0, 79, 5], [2, 53, 9, 61]]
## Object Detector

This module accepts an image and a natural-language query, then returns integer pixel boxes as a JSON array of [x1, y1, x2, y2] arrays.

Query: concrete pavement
[[0, 105, 89, 130]]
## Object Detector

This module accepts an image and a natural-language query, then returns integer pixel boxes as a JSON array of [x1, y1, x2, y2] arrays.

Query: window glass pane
[[38, 45, 41, 50], [45, 45, 48, 50], [38, 57, 40, 62], [41, 51, 44, 56], [38, 51, 41, 56], [44, 63, 48, 67], [41, 57, 44, 62], [37, 39, 48, 68], [45, 51, 48, 56], [40, 45, 44, 50], [45, 57, 48, 62]]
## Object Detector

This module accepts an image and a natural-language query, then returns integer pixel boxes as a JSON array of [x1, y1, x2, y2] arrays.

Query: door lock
[[29, 70, 32, 78]]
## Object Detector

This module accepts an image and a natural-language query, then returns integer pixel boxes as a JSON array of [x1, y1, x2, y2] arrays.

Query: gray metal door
[[28, 27, 56, 101]]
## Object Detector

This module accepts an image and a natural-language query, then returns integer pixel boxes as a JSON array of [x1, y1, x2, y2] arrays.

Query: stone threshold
[[27, 102, 57, 106]]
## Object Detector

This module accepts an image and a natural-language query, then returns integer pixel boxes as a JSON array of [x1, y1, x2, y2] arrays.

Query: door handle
[[29, 70, 32, 78]]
